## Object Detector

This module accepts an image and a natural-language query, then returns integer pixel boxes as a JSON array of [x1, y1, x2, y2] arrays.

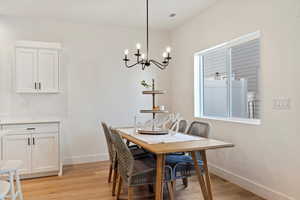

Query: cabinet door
[[31, 133, 59, 173], [16, 48, 38, 93], [2, 134, 32, 174], [38, 49, 59, 93]]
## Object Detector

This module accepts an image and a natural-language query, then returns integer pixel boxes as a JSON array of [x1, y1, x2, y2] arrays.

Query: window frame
[[194, 31, 261, 125]]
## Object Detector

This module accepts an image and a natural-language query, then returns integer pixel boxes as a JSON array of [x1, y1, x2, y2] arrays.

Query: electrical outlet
[[273, 98, 291, 110]]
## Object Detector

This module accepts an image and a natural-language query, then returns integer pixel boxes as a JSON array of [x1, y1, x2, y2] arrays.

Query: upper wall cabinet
[[15, 41, 61, 93]]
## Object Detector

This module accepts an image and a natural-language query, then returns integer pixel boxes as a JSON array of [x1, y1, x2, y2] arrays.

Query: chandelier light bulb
[[163, 52, 167, 58], [166, 47, 171, 53], [136, 43, 141, 50], [141, 53, 145, 59], [124, 49, 129, 55]]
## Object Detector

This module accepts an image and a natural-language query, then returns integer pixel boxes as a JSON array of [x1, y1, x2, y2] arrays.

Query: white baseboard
[[63, 153, 109, 165], [208, 163, 295, 200]]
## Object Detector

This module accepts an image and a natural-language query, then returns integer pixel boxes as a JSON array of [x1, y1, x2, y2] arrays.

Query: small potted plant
[[140, 80, 152, 89]]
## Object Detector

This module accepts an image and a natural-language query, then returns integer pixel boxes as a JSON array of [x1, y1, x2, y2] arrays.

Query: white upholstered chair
[[0, 180, 10, 200], [0, 160, 24, 200]]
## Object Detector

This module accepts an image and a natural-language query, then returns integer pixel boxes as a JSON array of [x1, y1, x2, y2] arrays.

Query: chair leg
[[9, 172, 16, 200], [182, 178, 188, 188], [108, 163, 113, 183], [167, 182, 175, 200], [112, 168, 118, 196], [116, 176, 123, 200], [128, 186, 133, 200], [15, 170, 23, 200]]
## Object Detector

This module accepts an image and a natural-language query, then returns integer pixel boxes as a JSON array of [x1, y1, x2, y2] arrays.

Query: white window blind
[[202, 49, 228, 117], [231, 39, 260, 118], [203, 49, 227, 78]]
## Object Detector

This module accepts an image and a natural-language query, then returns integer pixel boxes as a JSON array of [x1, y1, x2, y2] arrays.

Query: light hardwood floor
[[22, 161, 264, 200]]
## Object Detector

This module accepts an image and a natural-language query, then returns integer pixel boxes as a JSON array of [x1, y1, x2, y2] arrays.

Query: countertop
[[0, 119, 61, 125]]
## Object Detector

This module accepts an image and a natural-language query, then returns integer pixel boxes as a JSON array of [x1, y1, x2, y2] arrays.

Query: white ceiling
[[0, 0, 217, 30]]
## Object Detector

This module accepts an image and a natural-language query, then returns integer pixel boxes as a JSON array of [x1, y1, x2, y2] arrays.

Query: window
[[194, 32, 261, 124]]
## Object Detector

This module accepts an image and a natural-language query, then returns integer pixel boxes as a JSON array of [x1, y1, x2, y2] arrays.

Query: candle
[[163, 52, 167, 58], [124, 49, 129, 55], [166, 46, 171, 53]]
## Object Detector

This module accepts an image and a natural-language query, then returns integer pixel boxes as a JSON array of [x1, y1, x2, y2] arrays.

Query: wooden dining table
[[116, 128, 234, 200]]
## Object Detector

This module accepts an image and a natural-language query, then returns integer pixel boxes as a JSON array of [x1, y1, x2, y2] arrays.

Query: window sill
[[195, 116, 261, 125]]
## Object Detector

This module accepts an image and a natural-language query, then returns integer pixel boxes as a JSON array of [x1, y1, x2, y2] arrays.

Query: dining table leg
[[191, 151, 209, 200], [201, 150, 213, 200], [155, 154, 165, 200]]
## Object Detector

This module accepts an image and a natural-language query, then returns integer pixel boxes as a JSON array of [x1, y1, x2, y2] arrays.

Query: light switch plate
[[273, 98, 291, 110]]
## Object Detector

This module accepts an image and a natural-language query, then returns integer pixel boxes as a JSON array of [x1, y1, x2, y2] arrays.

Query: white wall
[[0, 16, 171, 164], [170, 0, 300, 199]]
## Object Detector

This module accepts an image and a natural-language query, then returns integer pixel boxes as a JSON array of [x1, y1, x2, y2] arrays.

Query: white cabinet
[[31, 133, 59, 173], [38, 50, 59, 93], [2, 134, 31, 174], [15, 41, 61, 93], [15, 48, 38, 93], [1, 121, 61, 177]]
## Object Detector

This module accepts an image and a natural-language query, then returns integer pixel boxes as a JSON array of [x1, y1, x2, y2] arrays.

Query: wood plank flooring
[[22, 161, 265, 200]]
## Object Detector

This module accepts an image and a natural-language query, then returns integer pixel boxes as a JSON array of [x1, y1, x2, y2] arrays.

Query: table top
[[116, 128, 234, 154]]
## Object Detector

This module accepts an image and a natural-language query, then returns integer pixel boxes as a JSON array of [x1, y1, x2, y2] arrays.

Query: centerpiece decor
[[138, 79, 169, 135]]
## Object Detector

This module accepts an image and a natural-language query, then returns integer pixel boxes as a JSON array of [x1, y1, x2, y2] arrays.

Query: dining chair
[[0, 160, 24, 200], [169, 119, 189, 157], [187, 121, 210, 138], [166, 121, 211, 189], [101, 122, 150, 196], [177, 119, 188, 133], [186, 121, 210, 160], [110, 129, 174, 200], [101, 122, 116, 184]]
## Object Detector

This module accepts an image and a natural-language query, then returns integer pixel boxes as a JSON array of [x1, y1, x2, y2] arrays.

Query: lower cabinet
[[1, 122, 61, 177], [31, 133, 59, 173], [2, 134, 31, 174]]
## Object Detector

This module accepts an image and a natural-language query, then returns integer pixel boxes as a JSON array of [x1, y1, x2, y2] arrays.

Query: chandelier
[[123, 0, 172, 70]]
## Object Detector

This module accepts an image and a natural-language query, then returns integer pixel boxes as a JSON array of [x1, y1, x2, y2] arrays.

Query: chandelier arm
[[125, 60, 143, 68], [142, 63, 146, 70], [149, 59, 168, 70]]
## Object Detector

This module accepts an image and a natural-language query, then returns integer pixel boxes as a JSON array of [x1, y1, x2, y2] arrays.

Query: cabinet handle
[[28, 138, 30, 145], [34, 82, 37, 89], [26, 128, 35, 130], [33, 137, 35, 145], [39, 82, 41, 90]]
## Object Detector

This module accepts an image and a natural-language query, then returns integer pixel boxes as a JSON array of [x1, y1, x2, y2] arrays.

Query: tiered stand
[[138, 79, 169, 135]]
